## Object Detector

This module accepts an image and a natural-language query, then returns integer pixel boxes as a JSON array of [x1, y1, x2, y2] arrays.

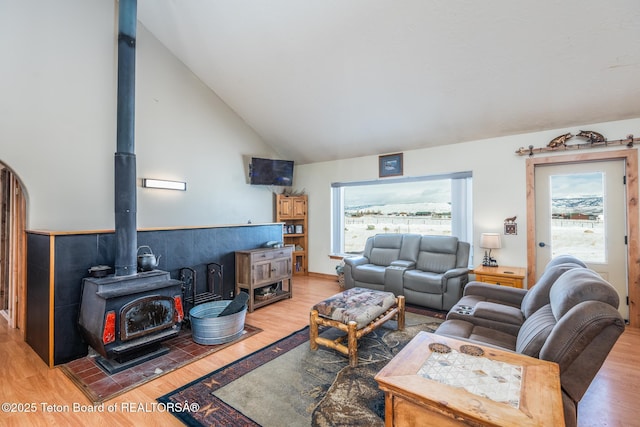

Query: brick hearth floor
[[59, 324, 261, 403]]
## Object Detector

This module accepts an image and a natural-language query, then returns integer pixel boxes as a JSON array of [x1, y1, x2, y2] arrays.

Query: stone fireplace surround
[[25, 223, 283, 367]]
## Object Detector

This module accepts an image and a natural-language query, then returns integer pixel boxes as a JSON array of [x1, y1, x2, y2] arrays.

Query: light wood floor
[[1, 276, 639, 426]]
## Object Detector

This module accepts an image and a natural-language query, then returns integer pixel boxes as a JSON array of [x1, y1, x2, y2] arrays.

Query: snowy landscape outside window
[[550, 172, 606, 263], [331, 172, 472, 256]]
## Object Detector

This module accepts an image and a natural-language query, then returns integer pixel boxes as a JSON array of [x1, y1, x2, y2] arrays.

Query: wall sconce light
[[480, 232, 502, 267], [142, 178, 187, 191]]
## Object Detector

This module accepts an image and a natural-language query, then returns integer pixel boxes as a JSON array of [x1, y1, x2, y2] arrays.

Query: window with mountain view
[[550, 172, 605, 262], [331, 172, 472, 256]]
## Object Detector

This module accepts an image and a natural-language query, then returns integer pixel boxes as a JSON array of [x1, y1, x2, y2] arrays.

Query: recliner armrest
[[463, 282, 527, 306], [390, 259, 415, 269], [473, 301, 524, 325], [343, 256, 368, 267], [443, 267, 469, 279]]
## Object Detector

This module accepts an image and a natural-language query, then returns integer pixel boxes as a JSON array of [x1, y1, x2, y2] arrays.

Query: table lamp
[[480, 233, 502, 267]]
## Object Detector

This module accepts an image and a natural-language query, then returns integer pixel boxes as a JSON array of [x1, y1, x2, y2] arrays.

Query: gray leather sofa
[[436, 267, 625, 427], [343, 233, 470, 311]]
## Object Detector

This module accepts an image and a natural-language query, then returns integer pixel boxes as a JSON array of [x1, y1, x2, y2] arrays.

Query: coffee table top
[[375, 331, 565, 426]]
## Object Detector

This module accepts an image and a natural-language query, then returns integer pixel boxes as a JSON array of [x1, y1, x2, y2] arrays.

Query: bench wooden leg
[[309, 309, 319, 351], [347, 320, 358, 367], [397, 295, 405, 330]]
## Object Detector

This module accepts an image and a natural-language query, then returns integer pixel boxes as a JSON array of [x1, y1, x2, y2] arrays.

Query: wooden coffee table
[[374, 332, 565, 426]]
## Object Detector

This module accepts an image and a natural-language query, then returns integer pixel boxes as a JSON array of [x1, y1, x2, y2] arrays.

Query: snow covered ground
[[343, 215, 604, 262]]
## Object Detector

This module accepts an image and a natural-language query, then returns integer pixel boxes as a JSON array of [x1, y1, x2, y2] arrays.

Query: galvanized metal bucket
[[189, 300, 247, 345]]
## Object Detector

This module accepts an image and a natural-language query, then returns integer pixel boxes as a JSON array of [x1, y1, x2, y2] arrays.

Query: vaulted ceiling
[[138, 1, 640, 165]]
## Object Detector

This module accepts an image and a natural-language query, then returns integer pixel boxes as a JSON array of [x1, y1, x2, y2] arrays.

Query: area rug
[[158, 312, 442, 426], [60, 324, 262, 403]]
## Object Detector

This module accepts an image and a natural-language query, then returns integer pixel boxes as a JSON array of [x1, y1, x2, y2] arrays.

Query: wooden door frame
[[0, 166, 27, 335], [526, 149, 639, 327]]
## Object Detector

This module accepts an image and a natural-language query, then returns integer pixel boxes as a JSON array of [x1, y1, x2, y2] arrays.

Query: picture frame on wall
[[379, 153, 403, 177], [504, 223, 517, 235]]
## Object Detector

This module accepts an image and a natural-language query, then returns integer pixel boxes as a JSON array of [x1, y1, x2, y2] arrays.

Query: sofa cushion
[[421, 235, 459, 254], [398, 233, 421, 263], [435, 320, 517, 350], [352, 264, 386, 285], [469, 325, 517, 350], [364, 234, 404, 266], [414, 236, 459, 273], [433, 318, 474, 338], [520, 263, 584, 318], [549, 269, 619, 319], [369, 247, 401, 266], [515, 304, 556, 357], [403, 270, 444, 293]]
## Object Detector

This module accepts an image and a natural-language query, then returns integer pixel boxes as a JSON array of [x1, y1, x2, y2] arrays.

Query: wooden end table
[[374, 331, 565, 426], [472, 265, 526, 289]]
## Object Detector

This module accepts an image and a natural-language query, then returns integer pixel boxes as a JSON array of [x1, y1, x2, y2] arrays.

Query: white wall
[[297, 118, 640, 279], [1, 2, 638, 273], [0, 0, 278, 231]]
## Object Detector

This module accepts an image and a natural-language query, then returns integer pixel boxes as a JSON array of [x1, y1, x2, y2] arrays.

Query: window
[[550, 172, 605, 263], [331, 172, 473, 256]]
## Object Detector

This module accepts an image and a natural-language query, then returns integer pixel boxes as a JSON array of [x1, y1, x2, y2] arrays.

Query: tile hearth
[[59, 324, 261, 403]]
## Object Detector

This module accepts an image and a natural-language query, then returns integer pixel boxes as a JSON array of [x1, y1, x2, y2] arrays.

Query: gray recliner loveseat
[[343, 233, 470, 311], [446, 256, 586, 335], [436, 267, 625, 427]]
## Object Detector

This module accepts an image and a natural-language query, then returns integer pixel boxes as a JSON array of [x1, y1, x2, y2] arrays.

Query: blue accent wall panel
[[26, 224, 283, 365]]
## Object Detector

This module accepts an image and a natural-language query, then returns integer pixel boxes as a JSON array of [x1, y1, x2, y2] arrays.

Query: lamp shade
[[480, 233, 502, 249]]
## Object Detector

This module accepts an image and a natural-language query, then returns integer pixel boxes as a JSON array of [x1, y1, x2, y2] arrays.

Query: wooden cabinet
[[235, 246, 293, 312], [275, 194, 308, 275], [472, 265, 526, 288], [278, 196, 306, 219]]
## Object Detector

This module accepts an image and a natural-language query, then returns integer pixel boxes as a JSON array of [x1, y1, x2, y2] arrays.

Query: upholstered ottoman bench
[[310, 287, 405, 367]]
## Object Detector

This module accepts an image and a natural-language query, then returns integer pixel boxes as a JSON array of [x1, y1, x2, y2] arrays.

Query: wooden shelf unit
[[275, 194, 308, 275]]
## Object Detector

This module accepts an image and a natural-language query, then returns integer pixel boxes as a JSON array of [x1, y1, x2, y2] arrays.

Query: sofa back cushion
[[415, 236, 458, 273], [398, 234, 421, 263], [549, 269, 620, 319], [516, 304, 556, 357], [365, 234, 403, 266], [545, 254, 587, 270], [520, 263, 584, 318]]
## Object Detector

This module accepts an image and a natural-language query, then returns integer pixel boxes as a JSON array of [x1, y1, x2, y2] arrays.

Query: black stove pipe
[[114, 0, 137, 276]]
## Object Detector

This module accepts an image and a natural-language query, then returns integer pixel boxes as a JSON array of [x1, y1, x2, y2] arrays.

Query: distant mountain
[[345, 197, 603, 217], [346, 202, 452, 215], [552, 197, 603, 215]]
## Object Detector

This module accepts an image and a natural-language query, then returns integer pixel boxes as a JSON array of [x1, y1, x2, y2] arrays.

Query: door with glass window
[[535, 160, 628, 319]]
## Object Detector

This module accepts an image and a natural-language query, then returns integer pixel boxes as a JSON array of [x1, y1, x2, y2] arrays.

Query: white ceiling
[[138, 1, 640, 165]]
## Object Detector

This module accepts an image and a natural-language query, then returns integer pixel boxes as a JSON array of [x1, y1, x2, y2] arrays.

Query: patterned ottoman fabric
[[313, 287, 397, 329]]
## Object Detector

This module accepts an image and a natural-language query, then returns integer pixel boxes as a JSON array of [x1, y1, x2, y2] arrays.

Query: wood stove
[[76, 1, 188, 374], [78, 270, 184, 373]]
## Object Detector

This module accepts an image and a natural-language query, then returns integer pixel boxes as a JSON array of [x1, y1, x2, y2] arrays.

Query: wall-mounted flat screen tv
[[249, 157, 294, 186]]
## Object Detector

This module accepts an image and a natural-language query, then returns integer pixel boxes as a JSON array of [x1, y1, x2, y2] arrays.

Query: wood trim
[[25, 222, 282, 236], [1, 169, 28, 336], [48, 235, 55, 367], [308, 271, 339, 281], [526, 148, 639, 327], [16, 184, 26, 336]]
